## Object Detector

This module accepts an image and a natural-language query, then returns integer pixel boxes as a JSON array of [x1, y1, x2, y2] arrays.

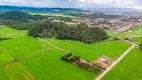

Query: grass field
[[0, 36, 95, 80], [45, 38, 131, 61], [106, 26, 142, 38], [0, 27, 27, 38], [106, 26, 142, 44], [102, 47, 142, 80], [30, 13, 78, 18], [0, 63, 34, 80], [0, 37, 131, 80], [0, 26, 133, 80]]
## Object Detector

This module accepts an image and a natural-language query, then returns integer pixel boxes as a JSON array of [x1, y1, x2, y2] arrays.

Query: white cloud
[[77, 0, 142, 9], [0, 0, 142, 10]]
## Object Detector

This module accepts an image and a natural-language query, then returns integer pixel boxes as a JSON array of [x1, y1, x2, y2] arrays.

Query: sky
[[0, 0, 142, 10]]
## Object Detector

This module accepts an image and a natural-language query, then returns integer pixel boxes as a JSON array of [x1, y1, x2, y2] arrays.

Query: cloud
[[0, 0, 142, 10], [77, 0, 142, 9]]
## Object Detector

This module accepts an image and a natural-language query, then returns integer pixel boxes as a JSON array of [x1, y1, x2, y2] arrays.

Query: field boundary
[[16, 63, 36, 80], [0, 46, 36, 80], [39, 38, 69, 53]]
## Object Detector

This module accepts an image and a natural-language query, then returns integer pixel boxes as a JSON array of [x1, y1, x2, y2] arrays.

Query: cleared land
[[102, 47, 142, 80]]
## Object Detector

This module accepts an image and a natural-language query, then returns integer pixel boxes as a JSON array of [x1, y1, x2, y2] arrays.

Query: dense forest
[[9, 21, 39, 30], [28, 21, 109, 43], [0, 11, 32, 20], [0, 11, 72, 22], [0, 6, 86, 13]]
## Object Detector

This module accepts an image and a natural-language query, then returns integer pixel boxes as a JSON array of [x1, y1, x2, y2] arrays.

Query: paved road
[[95, 44, 135, 80]]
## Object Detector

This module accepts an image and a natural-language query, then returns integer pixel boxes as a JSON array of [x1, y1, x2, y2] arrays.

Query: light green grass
[[0, 36, 95, 80], [0, 63, 34, 80], [45, 39, 131, 61], [19, 49, 95, 80], [106, 26, 142, 44], [0, 48, 12, 64], [0, 36, 52, 59], [30, 13, 78, 18], [0, 27, 132, 80], [0, 27, 27, 38], [102, 47, 142, 80]]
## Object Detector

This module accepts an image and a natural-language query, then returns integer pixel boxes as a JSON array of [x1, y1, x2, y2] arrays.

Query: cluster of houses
[[76, 13, 142, 32]]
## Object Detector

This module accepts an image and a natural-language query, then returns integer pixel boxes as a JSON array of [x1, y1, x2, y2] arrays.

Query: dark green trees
[[0, 11, 31, 20], [28, 21, 109, 44], [139, 43, 142, 52]]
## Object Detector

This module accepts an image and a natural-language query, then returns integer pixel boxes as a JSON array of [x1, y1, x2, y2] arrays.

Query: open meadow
[[0, 27, 27, 38], [30, 13, 78, 18], [102, 47, 142, 80], [0, 27, 132, 80], [106, 26, 142, 44]]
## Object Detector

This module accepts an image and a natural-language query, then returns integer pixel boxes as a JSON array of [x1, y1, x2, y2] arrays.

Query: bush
[[70, 55, 80, 62], [61, 53, 73, 62], [139, 43, 142, 52], [0, 38, 12, 41]]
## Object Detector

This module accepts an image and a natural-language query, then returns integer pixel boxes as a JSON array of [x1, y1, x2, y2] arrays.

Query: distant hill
[[0, 5, 86, 13], [0, 11, 32, 20]]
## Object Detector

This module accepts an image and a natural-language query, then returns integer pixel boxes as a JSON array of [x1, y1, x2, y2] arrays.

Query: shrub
[[139, 43, 142, 52]]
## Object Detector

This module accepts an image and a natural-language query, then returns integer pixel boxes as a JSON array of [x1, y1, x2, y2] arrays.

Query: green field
[[30, 13, 78, 18], [106, 26, 142, 44], [0, 36, 95, 80], [102, 47, 142, 80], [0, 27, 27, 38], [0, 27, 133, 80], [45, 38, 131, 61]]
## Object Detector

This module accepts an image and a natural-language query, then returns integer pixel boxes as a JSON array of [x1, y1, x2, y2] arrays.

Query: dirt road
[[95, 43, 135, 80]]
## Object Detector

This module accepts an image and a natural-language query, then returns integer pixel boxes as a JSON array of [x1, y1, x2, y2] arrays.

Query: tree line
[[0, 11, 73, 22]]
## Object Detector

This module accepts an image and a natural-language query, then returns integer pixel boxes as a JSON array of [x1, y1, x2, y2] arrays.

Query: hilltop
[[0, 5, 86, 13]]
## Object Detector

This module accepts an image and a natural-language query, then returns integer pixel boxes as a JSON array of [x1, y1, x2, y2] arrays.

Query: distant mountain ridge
[[87, 7, 142, 12], [0, 5, 86, 13]]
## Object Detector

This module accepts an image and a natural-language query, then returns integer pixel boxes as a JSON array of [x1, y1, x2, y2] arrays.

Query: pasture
[[102, 47, 142, 80], [106, 26, 142, 44], [45, 38, 131, 61], [0, 27, 27, 38], [0, 27, 132, 80], [0, 36, 95, 80], [30, 13, 78, 18]]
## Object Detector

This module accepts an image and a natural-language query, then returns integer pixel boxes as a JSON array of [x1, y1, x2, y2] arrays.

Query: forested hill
[[0, 5, 86, 13], [0, 11, 73, 22], [0, 11, 32, 20]]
